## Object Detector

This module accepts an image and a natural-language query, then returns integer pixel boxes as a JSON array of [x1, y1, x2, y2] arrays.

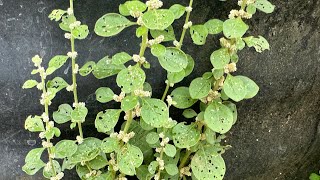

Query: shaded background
[[0, 0, 319, 179]]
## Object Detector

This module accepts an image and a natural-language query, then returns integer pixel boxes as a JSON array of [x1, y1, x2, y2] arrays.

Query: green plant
[[310, 171, 320, 180], [22, 0, 274, 179]]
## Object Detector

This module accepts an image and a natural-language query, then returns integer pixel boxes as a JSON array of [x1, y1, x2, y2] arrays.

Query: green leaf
[[210, 48, 230, 69], [54, 140, 78, 159], [53, 127, 61, 137], [189, 77, 211, 99], [93, 56, 125, 79], [148, 161, 158, 174], [101, 137, 120, 153], [247, 4, 257, 14], [184, 54, 195, 77], [22, 80, 38, 89], [95, 13, 135, 37], [137, 165, 153, 180], [172, 123, 201, 149], [165, 164, 178, 176], [47, 55, 69, 74], [76, 164, 90, 179], [169, 4, 186, 19], [87, 155, 108, 170], [182, 109, 197, 119], [146, 132, 159, 145], [223, 18, 249, 39], [171, 87, 197, 109], [22, 160, 45, 175], [43, 160, 61, 178], [79, 61, 96, 76], [310, 173, 320, 180], [59, 15, 76, 32], [116, 65, 146, 93], [205, 19, 223, 35], [69, 137, 102, 163], [72, 25, 89, 39], [202, 72, 213, 80], [223, 101, 238, 125], [142, 9, 175, 30], [53, 104, 73, 124], [118, 144, 144, 176], [237, 75, 259, 99], [190, 25, 209, 45], [95, 109, 121, 133], [119, 3, 130, 16], [140, 117, 154, 131], [204, 127, 216, 144], [141, 98, 169, 128], [167, 70, 185, 84], [150, 25, 176, 42], [48, 9, 66, 21], [158, 47, 188, 72], [191, 146, 226, 180], [254, 0, 275, 13], [243, 36, 270, 53], [136, 26, 148, 38], [151, 44, 166, 57], [46, 77, 68, 92], [24, 115, 44, 132], [121, 95, 138, 111], [164, 144, 176, 157], [71, 106, 88, 123], [112, 52, 132, 65], [25, 148, 45, 163], [123, 1, 147, 14], [212, 68, 224, 80], [223, 74, 246, 102], [204, 101, 233, 134], [95, 87, 114, 103]]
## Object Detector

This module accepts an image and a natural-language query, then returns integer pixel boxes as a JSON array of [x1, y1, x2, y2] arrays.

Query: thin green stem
[[178, 150, 192, 170], [178, 0, 194, 48], [139, 28, 149, 57], [156, 150, 164, 179], [161, 83, 170, 101], [69, 0, 83, 138], [123, 110, 133, 134]]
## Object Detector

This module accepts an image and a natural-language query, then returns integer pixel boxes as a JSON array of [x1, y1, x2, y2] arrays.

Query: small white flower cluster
[[154, 174, 160, 180], [134, 89, 151, 97], [202, 90, 220, 103], [36, 83, 43, 90], [42, 141, 53, 148], [173, 40, 181, 48], [200, 133, 206, 141], [39, 132, 45, 139], [42, 113, 49, 122], [137, 17, 144, 26], [229, 9, 252, 19], [85, 170, 101, 179], [67, 8, 73, 15], [166, 95, 177, 107], [108, 153, 119, 171], [130, 11, 143, 18], [40, 91, 53, 105], [156, 157, 165, 170], [146, 0, 163, 10], [116, 174, 127, 180], [220, 38, 237, 53], [165, 80, 175, 87], [147, 35, 165, 46], [183, 21, 193, 29], [179, 165, 192, 177], [49, 153, 55, 159], [159, 132, 169, 147], [64, 33, 72, 39], [224, 62, 237, 73], [113, 92, 126, 102], [67, 51, 78, 59], [73, 102, 85, 108], [134, 105, 142, 117], [69, 21, 81, 30], [76, 135, 83, 144], [73, 64, 79, 74], [238, 0, 255, 6], [50, 172, 64, 180], [48, 121, 54, 128], [44, 162, 52, 171], [132, 54, 146, 64], [185, 6, 193, 13], [32, 55, 42, 67], [66, 84, 74, 92], [111, 131, 135, 143]]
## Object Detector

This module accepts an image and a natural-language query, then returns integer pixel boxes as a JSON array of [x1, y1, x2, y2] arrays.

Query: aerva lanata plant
[[22, 0, 275, 179]]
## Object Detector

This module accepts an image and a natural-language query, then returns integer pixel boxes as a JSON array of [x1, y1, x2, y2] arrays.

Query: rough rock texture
[[0, 0, 319, 179]]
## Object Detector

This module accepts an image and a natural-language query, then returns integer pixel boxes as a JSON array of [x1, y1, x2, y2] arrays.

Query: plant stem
[[178, 0, 194, 48], [69, 0, 83, 138], [156, 150, 164, 179], [161, 83, 170, 101], [178, 150, 192, 170], [123, 110, 133, 134], [139, 28, 149, 57], [41, 76, 56, 176]]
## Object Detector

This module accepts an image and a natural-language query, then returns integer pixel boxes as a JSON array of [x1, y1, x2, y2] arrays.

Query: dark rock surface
[[0, 0, 319, 179]]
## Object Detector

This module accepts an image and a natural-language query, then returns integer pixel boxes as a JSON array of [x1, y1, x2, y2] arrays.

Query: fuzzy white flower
[[64, 33, 72, 39], [185, 6, 193, 12], [76, 135, 83, 144], [67, 8, 73, 15], [67, 51, 78, 59]]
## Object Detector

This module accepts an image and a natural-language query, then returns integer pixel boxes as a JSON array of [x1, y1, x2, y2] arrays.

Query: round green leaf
[[223, 74, 246, 102], [204, 127, 216, 144], [150, 25, 176, 41], [72, 25, 89, 40], [223, 101, 238, 125], [93, 56, 125, 79], [158, 47, 188, 72], [172, 123, 201, 149], [71, 106, 88, 123], [165, 164, 179, 176], [204, 101, 233, 134], [54, 140, 78, 159], [22, 160, 45, 175], [79, 61, 96, 76], [190, 25, 209, 45], [205, 19, 223, 35], [121, 95, 138, 111], [210, 48, 230, 69], [25, 148, 45, 163], [171, 87, 197, 109], [69, 137, 102, 163], [53, 104, 73, 124], [87, 155, 108, 170], [112, 52, 132, 65], [146, 132, 159, 145], [47, 55, 69, 74], [243, 36, 270, 53], [182, 109, 197, 119], [123, 1, 147, 14], [141, 98, 169, 128], [151, 44, 166, 57], [48, 9, 66, 21], [167, 70, 185, 84], [59, 15, 76, 32], [46, 77, 68, 92], [140, 117, 154, 131], [169, 4, 186, 19], [142, 9, 175, 30], [118, 144, 144, 176], [95, 109, 121, 133], [254, 0, 275, 13], [116, 65, 146, 93], [137, 165, 153, 180], [22, 80, 38, 89], [184, 54, 195, 77], [24, 115, 44, 132], [189, 77, 211, 99], [237, 75, 259, 99], [95, 13, 135, 37], [101, 137, 120, 153], [191, 147, 226, 180], [148, 161, 158, 174], [223, 18, 249, 39], [164, 144, 176, 157], [95, 87, 115, 103]]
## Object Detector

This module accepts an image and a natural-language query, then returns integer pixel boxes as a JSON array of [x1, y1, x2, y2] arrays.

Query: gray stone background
[[0, 0, 319, 179]]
